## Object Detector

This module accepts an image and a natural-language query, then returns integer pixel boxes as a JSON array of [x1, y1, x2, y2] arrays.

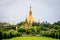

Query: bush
[[2, 31, 22, 39], [3, 32, 8, 39], [0, 31, 3, 40], [41, 31, 60, 39], [59, 33, 60, 39], [17, 32, 22, 36]]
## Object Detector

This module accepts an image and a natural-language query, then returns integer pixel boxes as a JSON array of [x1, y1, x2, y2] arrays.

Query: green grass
[[3, 36, 60, 40]]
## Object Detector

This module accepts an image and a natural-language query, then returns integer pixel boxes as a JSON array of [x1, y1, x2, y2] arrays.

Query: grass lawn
[[3, 36, 60, 40]]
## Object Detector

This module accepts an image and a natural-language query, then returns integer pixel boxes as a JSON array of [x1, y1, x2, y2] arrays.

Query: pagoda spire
[[30, 5, 32, 11], [29, 5, 32, 16], [22, 5, 35, 28]]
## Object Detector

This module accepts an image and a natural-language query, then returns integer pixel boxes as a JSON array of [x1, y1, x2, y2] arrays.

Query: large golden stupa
[[23, 6, 34, 28], [27, 6, 34, 24]]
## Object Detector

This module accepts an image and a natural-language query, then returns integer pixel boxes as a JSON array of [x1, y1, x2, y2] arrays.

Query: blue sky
[[0, 0, 60, 24]]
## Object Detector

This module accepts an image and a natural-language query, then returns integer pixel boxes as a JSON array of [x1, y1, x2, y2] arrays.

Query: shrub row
[[0, 31, 22, 39], [42, 31, 60, 39]]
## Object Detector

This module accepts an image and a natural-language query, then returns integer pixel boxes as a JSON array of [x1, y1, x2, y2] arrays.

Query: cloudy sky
[[0, 0, 60, 24]]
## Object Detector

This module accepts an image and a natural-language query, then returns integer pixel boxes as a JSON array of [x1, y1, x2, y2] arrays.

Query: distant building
[[0, 22, 9, 26]]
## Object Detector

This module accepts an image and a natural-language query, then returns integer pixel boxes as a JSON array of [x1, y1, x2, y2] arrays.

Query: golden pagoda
[[23, 6, 34, 27], [27, 6, 34, 24]]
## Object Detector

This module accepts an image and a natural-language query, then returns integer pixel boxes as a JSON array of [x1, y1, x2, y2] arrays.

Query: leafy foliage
[[0, 21, 60, 39]]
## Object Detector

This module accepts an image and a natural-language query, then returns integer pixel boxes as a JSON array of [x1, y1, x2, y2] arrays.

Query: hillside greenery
[[0, 21, 60, 40]]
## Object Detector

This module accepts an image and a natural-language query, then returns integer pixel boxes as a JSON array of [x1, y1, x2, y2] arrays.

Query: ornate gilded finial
[[30, 5, 31, 8], [30, 5, 32, 11]]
